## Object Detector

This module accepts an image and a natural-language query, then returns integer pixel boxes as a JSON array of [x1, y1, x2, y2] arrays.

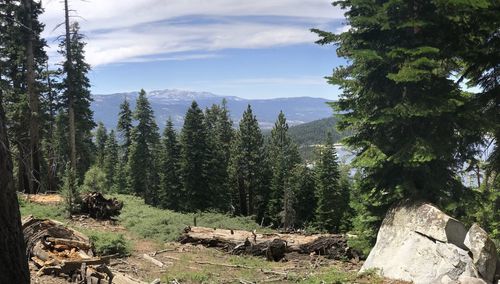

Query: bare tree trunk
[[0, 91, 30, 284], [64, 0, 76, 172], [23, 0, 41, 194]]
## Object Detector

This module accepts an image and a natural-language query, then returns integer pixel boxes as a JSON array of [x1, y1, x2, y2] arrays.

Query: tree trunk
[[64, 0, 77, 172], [23, 0, 41, 194], [0, 92, 30, 283], [45, 63, 57, 192]]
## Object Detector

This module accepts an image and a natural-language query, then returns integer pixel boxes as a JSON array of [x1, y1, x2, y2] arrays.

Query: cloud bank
[[40, 0, 345, 66]]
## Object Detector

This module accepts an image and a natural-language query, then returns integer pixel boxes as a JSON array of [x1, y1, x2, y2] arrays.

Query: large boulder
[[360, 201, 498, 284]]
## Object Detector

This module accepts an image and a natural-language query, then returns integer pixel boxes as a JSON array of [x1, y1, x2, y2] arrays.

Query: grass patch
[[297, 266, 384, 284], [18, 196, 65, 221], [115, 194, 270, 242]]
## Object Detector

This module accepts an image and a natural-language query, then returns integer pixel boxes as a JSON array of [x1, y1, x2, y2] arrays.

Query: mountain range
[[91, 89, 333, 130]]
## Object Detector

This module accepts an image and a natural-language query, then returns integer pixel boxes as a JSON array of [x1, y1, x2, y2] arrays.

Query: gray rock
[[360, 201, 496, 284], [464, 224, 498, 283]]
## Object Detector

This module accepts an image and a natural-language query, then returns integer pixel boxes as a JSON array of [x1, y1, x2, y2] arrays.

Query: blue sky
[[40, 0, 347, 99]]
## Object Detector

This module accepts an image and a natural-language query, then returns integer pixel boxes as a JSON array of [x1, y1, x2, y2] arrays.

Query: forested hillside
[[288, 117, 343, 145]]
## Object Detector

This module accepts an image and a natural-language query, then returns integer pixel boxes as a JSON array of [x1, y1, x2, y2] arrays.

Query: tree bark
[[23, 0, 41, 194], [0, 92, 30, 283], [64, 0, 77, 172]]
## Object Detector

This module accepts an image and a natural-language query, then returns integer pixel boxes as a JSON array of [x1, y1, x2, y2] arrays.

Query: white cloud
[[40, 0, 344, 66]]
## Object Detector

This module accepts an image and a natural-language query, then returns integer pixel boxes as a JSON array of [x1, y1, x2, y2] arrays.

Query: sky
[[40, 0, 348, 99]]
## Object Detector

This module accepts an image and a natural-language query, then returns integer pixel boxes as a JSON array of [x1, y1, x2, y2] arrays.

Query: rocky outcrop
[[360, 201, 498, 284]]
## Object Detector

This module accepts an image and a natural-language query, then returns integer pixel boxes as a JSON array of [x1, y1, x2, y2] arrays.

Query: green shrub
[[86, 230, 130, 256], [81, 166, 109, 193]]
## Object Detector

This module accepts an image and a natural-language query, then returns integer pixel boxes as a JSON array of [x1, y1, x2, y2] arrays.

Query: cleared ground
[[21, 194, 407, 284]]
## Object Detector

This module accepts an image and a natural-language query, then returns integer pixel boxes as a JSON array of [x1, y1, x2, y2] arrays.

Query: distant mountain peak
[[91, 89, 333, 130]]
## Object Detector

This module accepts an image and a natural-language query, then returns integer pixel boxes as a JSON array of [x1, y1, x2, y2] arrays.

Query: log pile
[[22, 216, 113, 283], [179, 226, 359, 261], [81, 192, 123, 219]]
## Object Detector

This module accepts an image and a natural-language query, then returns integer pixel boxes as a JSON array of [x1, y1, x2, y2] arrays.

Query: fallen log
[[179, 226, 359, 261], [142, 254, 164, 268], [110, 270, 147, 284], [81, 192, 123, 219]]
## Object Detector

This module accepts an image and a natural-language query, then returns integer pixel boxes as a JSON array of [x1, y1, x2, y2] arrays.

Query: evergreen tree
[[205, 101, 233, 211], [21, 0, 48, 193], [113, 162, 128, 194], [180, 101, 210, 211], [228, 105, 270, 218], [159, 118, 183, 210], [117, 98, 133, 160], [290, 165, 316, 228], [2, 0, 48, 194], [58, 22, 95, 180], [103, 130, 118, 190], [312, 0, 490, 242], [314, 133, 345, 232], [94, 122, 108, 167], [126, 89, 160, 204], [267, 111, 301, 227]]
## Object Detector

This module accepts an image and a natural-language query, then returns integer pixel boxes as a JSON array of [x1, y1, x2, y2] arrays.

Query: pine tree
[[113, 162, 128, 194], [22, 0, 47, 194], [180, 101, 210, 211], [204, 101, 233, 211], [117, 98, 133, 161], [267, 111, 301, 227], [159, 118, 183, 210], [58, 21, 95, 180], [103, 130, 118, 190], [94, 122, 108, 167], [2, 0, 48, 194], [290, 165, 316, 228], [312, 0, 491, 241], [314, 133, 344, 232], [126, 89, 160, 205], [228, 105, 270, 218]]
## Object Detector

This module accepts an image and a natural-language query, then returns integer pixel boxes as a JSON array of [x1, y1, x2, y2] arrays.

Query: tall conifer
[[180, 101, 210, 211], [267, 111, 301, 227]]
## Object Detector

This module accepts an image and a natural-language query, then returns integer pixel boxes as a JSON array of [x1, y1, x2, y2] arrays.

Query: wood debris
[[81, 192, 123, 219], [179, 226, 359, 261], [22, 215, 145, 284]]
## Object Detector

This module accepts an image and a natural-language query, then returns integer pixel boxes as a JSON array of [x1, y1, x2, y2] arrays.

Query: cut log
[[179, 226, 358, 261], [81, 192, 123, 219]]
